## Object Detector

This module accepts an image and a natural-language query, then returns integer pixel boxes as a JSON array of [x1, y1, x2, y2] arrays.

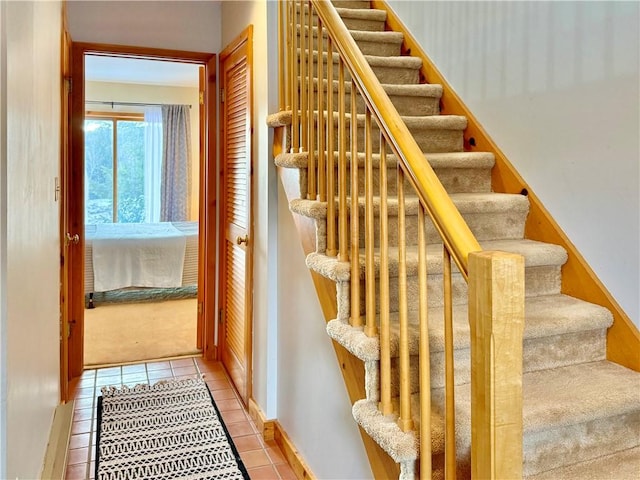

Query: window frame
[[85, 111, 145, 223]]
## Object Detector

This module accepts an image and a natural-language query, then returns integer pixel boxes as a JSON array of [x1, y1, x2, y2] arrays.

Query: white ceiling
[[85, 55, 200, 88]]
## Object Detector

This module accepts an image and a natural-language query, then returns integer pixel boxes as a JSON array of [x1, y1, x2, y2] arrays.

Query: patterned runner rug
[[95, 377, 249, 480]]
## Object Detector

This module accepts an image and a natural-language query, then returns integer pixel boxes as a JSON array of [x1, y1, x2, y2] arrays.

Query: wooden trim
[[373, 0, 640, 372], [197, 65, 206, 351], [469, 251, 525, 480], [277, 157, 400, 479], [274, 421, 316, 480], [72, 42, 212, 63], [67, 43, 217, 380], [41, 401, 74, 480], [248, 398, 275, 441], [202, 54, 218, 361], [59, 0, 71, 401], [85, 111, 143, 120]]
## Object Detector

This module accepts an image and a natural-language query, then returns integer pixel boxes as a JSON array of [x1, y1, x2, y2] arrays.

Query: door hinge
[[220, 88, 226, 103], [65, 77, 72, 93], [219, 309, 225, 324], [67, 319, 76, 339], [199, 91, 204, 105], [198, 302, 203, 315]]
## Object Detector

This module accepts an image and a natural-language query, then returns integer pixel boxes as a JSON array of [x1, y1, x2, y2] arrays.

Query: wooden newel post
[[468, 251, 525, 480]]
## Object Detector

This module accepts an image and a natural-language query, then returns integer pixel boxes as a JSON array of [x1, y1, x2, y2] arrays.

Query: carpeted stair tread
[[318, 79, 443, 100], [358, 361, 640, 475], [290, 192, 529, 220], [327, 294, 613, 362], [522, 361, 640, 432], [266, 110, 292, 128], [335, 6, 387, 25], [306, 239, 567, 283], [310, 79, 442, 116], [307, 50, 423, 84], [525, 446, 640, 480], [302, 5, 388, 32], [332, 0, 371, 9], [275, 151, 308, 169], [304, 27, 405, 57], [279, 148, 494, 171]]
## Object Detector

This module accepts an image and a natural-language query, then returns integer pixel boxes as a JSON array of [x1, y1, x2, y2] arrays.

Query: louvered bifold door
[[219, 28, 253, 405]]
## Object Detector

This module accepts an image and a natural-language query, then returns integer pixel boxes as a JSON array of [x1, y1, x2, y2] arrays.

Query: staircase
[[267, 1, 640, 478]]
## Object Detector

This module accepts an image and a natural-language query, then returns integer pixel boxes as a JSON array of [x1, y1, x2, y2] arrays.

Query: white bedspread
[[91, 223, 187, 292]]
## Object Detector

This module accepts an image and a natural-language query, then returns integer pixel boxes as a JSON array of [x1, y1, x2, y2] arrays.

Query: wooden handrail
[[312, 0, 481, 275]]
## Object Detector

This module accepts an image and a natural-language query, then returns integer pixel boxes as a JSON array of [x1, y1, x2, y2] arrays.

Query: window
[[84, 113, 145, 224]]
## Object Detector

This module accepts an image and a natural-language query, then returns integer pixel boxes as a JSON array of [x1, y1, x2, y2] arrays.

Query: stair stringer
[[272, 136, 402, 479]]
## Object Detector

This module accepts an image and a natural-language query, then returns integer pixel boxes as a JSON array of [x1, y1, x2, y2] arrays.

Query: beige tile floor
[[65, 356, 296, 480]]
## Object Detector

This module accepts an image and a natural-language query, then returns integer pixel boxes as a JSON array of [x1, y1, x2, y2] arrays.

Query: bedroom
[[82, 55, 202, 366]]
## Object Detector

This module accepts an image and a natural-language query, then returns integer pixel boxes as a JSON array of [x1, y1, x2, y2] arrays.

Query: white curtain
[[161, 105, 192, 222], [144, 106, 163, 223]]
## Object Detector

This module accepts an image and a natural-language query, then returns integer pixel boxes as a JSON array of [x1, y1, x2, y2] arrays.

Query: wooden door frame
[[218, 25, 254, 405], [65, 42, 217, 387], [59, 3, 71, 402]]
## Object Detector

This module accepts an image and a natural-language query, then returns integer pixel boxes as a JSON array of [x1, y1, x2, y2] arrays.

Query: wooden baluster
[[418, 203, 432, 479], [350, 79, 361, 327], [325, 40, 335, 256], [316, 17, 325, 203], [397, 165, 413, 432], [305, 1, 315, 199], [379, 133, 391, 415], [364, 110, 377, 337], [443, 247, 456, 480], [278, 0, 284, 111], [300, 0, 308, 156], [291, 0, 299, 152], [337, 59, 348, 262], [469, 251, 524, 480]]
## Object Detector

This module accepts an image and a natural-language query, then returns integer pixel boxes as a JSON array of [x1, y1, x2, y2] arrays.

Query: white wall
[[387, 1, 640, 325], [276, 184, 373, 479], [2, 1, 62, 477], [86, 80, 201, 221], [66, 0, 221, 53]]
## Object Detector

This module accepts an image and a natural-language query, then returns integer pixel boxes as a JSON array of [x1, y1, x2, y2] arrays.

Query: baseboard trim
[[274, 421, 316, 480], [248, 398, 315, 479], [248, 398, 275, 441], [41, 400, 74, 480]]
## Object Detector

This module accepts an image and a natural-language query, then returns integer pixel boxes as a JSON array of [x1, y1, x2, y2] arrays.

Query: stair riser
[[302, 9, 387, 32], [332, 0, 372, 9], [324, 164, 492, 196], [324, 121, 464, 153], [387, 328, 608, 395], [299, 31, 403, 57], [308, 57, 420, 84], [523, 411, 640, 476], [323, 90, 440, 116], [353, 264, 563, 311], [333, 207, 527, 248]]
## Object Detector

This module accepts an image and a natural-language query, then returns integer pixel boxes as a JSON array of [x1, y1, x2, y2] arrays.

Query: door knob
[[236, 235, 249, 245], [65, 232, 80, 246]]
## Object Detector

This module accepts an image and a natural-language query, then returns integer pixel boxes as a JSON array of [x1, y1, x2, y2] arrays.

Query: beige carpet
[[84, 298, 200, 366]]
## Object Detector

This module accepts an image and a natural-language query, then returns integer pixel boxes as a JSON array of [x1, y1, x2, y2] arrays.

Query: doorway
[[64, 43, 217, 386], [82, 55, 201, 366]]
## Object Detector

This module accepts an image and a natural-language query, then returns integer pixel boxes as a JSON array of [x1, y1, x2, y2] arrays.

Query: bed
[[84, 221, 199, 295]]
